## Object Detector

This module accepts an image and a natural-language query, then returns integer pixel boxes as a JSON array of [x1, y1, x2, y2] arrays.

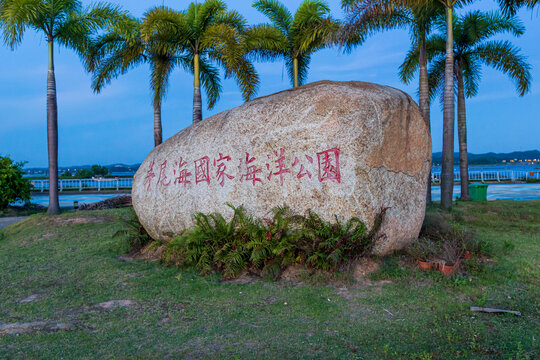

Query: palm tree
[[499, 0, 538, 14], [437, 0, 458, 209], [341, 0, 460, 209], [86, 16, 174, 147], [1, 0, 125, 215], [141, 1, 259, 124], [340, 0, 444, 205], [418, 11, 531, 199], [249, 0, 338, 88]]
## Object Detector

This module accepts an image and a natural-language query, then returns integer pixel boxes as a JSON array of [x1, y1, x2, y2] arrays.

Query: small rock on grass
[[0, 322, 73, 335], [97, 300, 136, 309], [18, 294, 41, 304]]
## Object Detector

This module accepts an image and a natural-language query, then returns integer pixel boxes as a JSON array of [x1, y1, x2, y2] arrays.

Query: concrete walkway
[[0, 217, 29, 230]]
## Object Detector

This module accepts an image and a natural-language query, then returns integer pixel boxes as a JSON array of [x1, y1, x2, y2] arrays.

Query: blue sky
[[0, 0, 538, 168]]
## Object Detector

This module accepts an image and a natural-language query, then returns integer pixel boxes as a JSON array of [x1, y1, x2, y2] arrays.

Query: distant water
[[24, 172, 136, 178], [20, 183, 540, 209], [431, 183, 540, 201], [27, 193, 129, 209], [432, 164, 540, 172], [25, 165, 539, 177]]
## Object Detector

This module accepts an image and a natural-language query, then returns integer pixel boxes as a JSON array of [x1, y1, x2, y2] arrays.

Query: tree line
[[0, 0, 535, 214]]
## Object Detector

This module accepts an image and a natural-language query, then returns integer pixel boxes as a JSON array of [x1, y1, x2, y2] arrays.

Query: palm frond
[[55, 2, 127, 56], [198, 56, 222, 109], [460, 54, 481, 98], [497, 0, 538, 15], [86, 15, 146, 93], [427, 54, 445, 103], [291, 0, 330, 32], [91, 44, 145, 93], [228, 56, 260, 102], [399, 32, 444, 85], [1, 0, 47, 47], [293, 17, 339, 56], [84, 16, 141, 72], [150, 54, 173, 104], [213, 9, 246, 32], [459, 10, 524, 46], [244, 24, 288, 62], [253, 0, 293, 35], [191, 0, 226, 36], [289, 0, 334, 55], [474, 40, 531, 96], [341, 6, 410, 52], [399, 42, 419, 85], [141, 5, 191, 54]]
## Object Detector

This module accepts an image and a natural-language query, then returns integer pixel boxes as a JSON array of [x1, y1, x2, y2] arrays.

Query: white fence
[[431, 170, 540, 184], [30, 171, 540, 190], [31, 178, 133, 192]]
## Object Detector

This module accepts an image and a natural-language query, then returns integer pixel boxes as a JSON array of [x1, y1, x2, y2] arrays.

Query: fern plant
[[113, 209, 153, 252], [166, 204, 387, 279]]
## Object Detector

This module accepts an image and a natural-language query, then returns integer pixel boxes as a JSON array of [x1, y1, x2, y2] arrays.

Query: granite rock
[[132, 81, 432, 254]]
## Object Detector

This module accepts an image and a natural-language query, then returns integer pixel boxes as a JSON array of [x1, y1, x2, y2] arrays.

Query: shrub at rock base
[[163, 204, 386, 279], [0, 156, 31, 209]]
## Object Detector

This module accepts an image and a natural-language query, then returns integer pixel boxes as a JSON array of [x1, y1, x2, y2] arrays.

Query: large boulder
[[132, 81, 432, 255]]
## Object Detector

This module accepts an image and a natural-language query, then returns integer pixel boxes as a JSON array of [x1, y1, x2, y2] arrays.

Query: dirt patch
[[221, 271, 259, 284], [55, 216, 109, 225], [37, 215, 112, 227], [118, 243, 167, 262], [462, 215, 479, 223], [97, 300, 136, 309], [280, 265, 306, 284], [62, 300, 138, 317], [352, 258, 380, 281], [0, 321, 74, 335]]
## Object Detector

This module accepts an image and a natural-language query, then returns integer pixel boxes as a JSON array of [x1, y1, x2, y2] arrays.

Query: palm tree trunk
[[440, 5, 455, 209], [293, 57, 299, 88], [153, 96, 162, 147], [456, 62, 470, 201], [418, 29, 432, 205], [193, 53, 202, 123], [46, 40, 60, 215]]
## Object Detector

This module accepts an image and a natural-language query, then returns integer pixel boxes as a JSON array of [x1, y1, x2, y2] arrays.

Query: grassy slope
[[0, 202, 539, 359]]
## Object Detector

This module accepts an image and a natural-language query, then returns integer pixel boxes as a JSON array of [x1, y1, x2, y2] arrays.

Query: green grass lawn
[[0, 202, 539, 359]]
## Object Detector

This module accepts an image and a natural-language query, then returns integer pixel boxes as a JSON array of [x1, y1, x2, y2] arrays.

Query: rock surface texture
[[132, 81, 432, 254]]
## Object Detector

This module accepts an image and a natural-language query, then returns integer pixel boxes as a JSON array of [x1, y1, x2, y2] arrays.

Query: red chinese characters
[[144, 147, 342, 190], [214, 153, 234, 187], [157, 160, 172, 187], [144, 160, 156, 191], [173, 157, 192, 187], [194, 156, 211, 185], [239, 152, 263, 185], [266, 148, 291, 186], [317, 148, 341, 183], [292, 154, 313, 180]]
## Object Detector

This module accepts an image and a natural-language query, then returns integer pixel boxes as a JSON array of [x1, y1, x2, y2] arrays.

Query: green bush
[[0, 156, 32, 209], [165, 204, 386, 279], [408, 211, 482, 265], [113, 208, 153, 252], [91, 164, 109, 176], [73, 165, 109, 179], [74, 169, 93, 178]]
